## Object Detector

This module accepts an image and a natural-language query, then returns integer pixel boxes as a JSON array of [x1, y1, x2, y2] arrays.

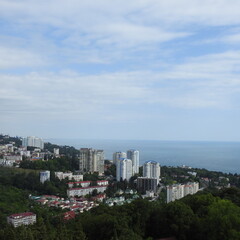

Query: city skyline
[[1, 1, 240, 141]]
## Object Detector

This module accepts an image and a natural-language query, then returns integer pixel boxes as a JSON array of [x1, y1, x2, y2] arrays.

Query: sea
[[46, 139, 240, 174]]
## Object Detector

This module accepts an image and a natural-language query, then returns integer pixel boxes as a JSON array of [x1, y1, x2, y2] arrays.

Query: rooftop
[[9, 212, 35, 219]]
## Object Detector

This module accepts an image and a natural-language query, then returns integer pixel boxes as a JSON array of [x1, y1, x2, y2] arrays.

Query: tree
[[204, 199, 240, 240]]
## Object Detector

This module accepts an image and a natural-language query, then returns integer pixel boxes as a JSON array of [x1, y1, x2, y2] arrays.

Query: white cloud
[[221, 33, 240, 44], [1, 48, 240, 122], [0, 0, 240, 123], [0, 46, 45, 69], [2, 0, 240, 70], [2, 0, 240, 28]]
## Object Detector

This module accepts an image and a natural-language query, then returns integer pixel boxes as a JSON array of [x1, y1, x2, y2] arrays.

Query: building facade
[[22, 136, 44, 149], [93, 150, 104, 174], [143, 161, 161, 181], [53, 148, 60, 156], [68, 181, 91, 188], [127, 150, 139, 174], [113, 151, 127, 165], [40, 171, 50, 183], [54, 171, 83, 181], [79, 148, 104, 175], [137, 177, 159, 193], [116, 158, 133, 181], [167, 182, 199, 203], [7, 212, 36, 228], [67, 185, 108, 197]]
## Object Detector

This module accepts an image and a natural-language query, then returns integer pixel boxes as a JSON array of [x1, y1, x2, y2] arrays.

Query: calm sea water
[[46, 139, 240, 174]]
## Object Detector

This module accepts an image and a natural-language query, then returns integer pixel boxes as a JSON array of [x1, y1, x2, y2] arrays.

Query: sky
[[1, 0, 240, 141]]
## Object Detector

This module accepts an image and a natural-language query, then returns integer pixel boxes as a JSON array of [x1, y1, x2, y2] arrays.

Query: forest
[[1, 177, 240, 240]]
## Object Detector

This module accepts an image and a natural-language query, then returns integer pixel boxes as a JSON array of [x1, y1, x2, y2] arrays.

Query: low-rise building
[[167, 182, 199, 203], [63, 211, 75, 221], [55, 172, 83, 181], [68, 181, 91, 188], [7, 212, 36, 228], [97, 180, 108, 186], [55, 171, 73, 180], [40, 171, 50, 183], [67, 185, 108, 197], [72, 174, 83, 181]]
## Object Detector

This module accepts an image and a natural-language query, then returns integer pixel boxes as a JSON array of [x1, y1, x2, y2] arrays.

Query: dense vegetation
[[161, 166, 240, 188], [20, 156, 79, 172], [1, 188, 240, 240], [0, 134, 22, 147], [0, 167, 68, 197], [44, 142, 79, 157]]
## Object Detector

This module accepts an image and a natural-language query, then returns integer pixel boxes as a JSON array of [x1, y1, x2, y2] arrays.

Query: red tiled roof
[[71, 206, 80, 209], [9, 212, 35, 218], [63, 211, 75, 221], [42, 195, 58, 198]]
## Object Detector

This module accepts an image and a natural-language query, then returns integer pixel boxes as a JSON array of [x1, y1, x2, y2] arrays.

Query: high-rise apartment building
[[143, 161, 160, 181], [79, 148, 104, 175], [137, 177, 159, 193], [22, 136, 44, 149], [93, 150, 104, 174], [113, 151, 127, 165], [116, 158, 133, 181], [127, 149, 139, 174]]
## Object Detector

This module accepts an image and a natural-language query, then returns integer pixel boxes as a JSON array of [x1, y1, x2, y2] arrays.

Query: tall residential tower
[[113, 151, 127, 165], [116, 158, 133, 181], [143, 161, 161, 180], [127, 149, 139, 174], [22, 136, 44, 149], [79, 148, 104, 175]]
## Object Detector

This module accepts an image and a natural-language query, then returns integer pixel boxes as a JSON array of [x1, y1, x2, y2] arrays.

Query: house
[[63, 211, 75, 221], [7, 212, 36, 228]]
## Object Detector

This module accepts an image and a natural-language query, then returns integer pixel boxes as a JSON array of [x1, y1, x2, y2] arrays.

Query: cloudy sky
[[1, 0, 240, 141]]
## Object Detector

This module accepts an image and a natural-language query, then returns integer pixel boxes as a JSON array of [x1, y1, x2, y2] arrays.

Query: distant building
[[184, 182, 199, 196], [68, 180, 108, 188], [143, 161, 161, 183], [22, 136, 44, 149], [116, 158, 133, 181], [113, 151, 127, 165], [68, 181, 91, 188], [40, 171, 50, 183], [79, 148, 104, 175], [20, 150, 31, 157], [67, 185, 108, 197], [167, 182, 199, 203], [1, 155, 22, 166], [7, 212, 36, 228], [127, 150, 139, 174], [54, 171, 83, 181], [63, 211, 75, 221], [93, 149, 104, 174], [72, 174, 84, 182], [97, 180, 108, 186], [53, 148, 60, 155], [137, 177, 159, 193]]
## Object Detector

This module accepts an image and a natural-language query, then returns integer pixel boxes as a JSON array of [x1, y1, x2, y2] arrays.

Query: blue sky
[[1, 0, 240, 141]]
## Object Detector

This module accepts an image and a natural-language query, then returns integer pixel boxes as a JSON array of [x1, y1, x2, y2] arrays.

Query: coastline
[[45, 138, 240, 174]]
